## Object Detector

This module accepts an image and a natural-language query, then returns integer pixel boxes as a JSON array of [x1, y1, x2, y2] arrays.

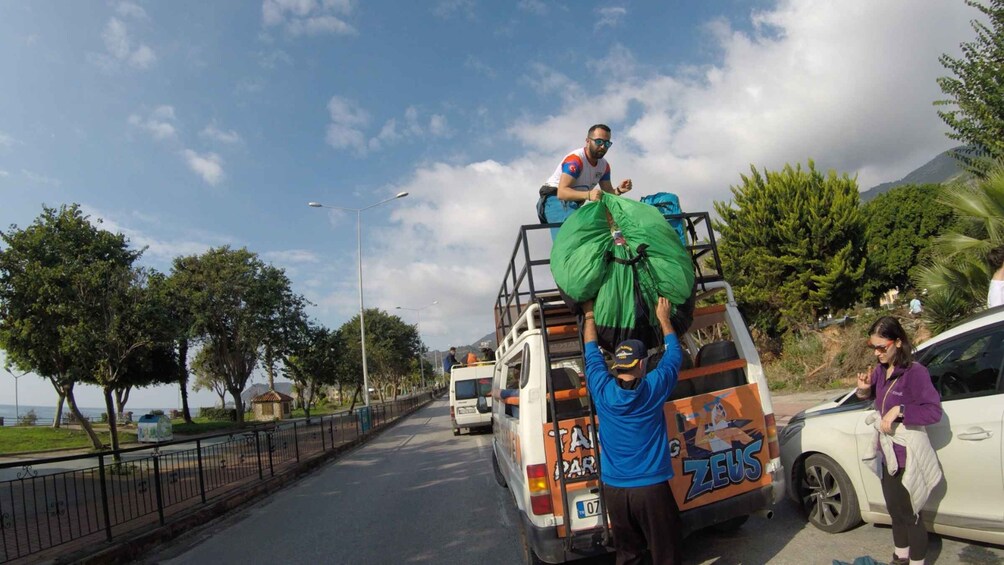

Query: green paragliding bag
[[550, 193, 696, 351]]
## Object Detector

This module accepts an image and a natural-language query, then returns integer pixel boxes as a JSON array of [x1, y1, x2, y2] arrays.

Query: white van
[[450, 362, 496, 435], [490, 214, 785, 564]]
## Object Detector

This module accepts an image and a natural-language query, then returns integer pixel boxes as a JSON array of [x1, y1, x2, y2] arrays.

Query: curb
[[44, 397, 438, 565]]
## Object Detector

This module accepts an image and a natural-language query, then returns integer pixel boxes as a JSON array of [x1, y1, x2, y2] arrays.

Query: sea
[[0, 404, 170, 426]]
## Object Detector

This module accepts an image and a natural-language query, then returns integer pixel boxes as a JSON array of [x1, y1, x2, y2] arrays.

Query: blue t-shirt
[[584, 334, 681, 488]]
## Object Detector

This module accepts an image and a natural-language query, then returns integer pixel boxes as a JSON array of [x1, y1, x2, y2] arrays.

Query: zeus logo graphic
[[682, 439, 763, 502]]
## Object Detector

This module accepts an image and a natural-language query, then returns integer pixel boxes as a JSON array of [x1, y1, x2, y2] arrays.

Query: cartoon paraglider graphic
[[680, 392, 755, 454]]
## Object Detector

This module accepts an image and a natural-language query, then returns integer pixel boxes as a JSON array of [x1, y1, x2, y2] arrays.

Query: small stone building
[[250, 390, 294, 421]]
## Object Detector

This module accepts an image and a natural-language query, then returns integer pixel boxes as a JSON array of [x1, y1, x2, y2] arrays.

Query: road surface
[[145, 397, 1004, 565]]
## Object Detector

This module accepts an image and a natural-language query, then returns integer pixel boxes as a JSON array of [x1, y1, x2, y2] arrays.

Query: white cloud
[[433, 0, 477, 20], [91, 17, 156, 71], [0, 131, 20, 148], [115, 2, 149, 20], [262, 0, 356, 36], [263, 249, 321, 264], [325, 96, 369, 154], [21, 169, 61, 187], [182, 149, 225, 185], [596, 7, 627, 29], [200, 122, 243, 144], [330, 0, 975, 349], [464, 55, 496, 78], [517, 0, 547, 15], [128, 105, 177, 140], [79, 205, 232, 264], [0, 170, 9, 177]]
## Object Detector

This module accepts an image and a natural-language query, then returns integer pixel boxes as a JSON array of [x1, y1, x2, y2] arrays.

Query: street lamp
[[4, 367, 27, 423], [395, 300, 438, 390], [309, 191, 409, 407]]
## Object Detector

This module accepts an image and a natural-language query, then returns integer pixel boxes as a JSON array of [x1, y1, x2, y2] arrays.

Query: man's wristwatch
[[897, 405, 905, 421]]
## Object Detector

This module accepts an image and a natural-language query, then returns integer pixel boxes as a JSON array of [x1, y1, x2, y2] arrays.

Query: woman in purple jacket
[[855, 316, 943, 565]]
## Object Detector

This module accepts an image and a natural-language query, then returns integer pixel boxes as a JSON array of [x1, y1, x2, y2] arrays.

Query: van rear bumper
[[522, 514, 610, 564], [680, 480, 780, 536]]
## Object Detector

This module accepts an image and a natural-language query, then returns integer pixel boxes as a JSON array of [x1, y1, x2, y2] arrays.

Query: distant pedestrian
[[855, 316, 943, 565], [988, 246, 1004, 308], [908, 297, 922, 318], [582, 296, 682, 565], [443, 347, 462, 375]]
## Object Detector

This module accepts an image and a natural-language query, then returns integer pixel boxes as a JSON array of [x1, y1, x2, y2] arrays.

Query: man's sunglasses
[[867, 340, 894, 353], [590, 138, 613, 148]]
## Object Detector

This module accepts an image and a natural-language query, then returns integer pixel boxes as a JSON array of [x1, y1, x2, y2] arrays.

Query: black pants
[[881, 466, 928, 561], [603, 482, 682, 565]]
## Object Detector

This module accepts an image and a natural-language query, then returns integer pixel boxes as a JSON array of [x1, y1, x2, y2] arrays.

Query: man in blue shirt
[[583, 296, 682, 565]]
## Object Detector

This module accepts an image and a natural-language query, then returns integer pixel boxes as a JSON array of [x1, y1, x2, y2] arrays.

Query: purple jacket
[[864, 362, 943, 468]]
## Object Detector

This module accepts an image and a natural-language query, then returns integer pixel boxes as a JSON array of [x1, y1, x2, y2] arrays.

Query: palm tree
[[915, 163, 1004, 324]]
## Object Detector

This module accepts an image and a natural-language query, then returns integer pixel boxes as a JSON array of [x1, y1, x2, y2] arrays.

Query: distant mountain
[[860, 148, 967, 202]]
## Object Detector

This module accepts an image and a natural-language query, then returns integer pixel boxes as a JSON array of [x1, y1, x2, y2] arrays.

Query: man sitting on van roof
[[443, 347, 462, 375], [583, 297, 682, 565]]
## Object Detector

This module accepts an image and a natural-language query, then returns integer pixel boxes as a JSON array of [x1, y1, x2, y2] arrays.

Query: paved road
[[145, 396, 1004, 565]]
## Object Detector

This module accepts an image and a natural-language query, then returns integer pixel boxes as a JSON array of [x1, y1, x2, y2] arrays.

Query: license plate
[[576, 497, 601, 519]]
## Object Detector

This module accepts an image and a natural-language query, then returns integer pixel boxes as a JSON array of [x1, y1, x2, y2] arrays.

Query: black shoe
[[890, 555, 909, 565]]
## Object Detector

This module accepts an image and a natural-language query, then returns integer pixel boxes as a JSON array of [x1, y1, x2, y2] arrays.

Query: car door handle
[[958, 428, 993, 441]]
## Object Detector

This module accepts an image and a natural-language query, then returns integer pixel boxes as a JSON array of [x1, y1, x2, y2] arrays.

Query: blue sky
[[0, 0, 978, 409]]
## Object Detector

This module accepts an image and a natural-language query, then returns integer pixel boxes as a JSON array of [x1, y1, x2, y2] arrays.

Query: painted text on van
[[682, 439, 763, 502]]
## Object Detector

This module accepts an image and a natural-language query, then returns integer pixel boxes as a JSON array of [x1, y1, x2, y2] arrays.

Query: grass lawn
[[0, 427, 138, 454], [170, 419, 238, 435]]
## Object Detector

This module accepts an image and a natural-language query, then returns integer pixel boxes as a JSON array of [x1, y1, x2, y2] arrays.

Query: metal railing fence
[[0, 393, 433, 563]]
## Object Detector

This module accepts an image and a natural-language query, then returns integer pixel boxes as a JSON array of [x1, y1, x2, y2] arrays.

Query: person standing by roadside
[[856, 316, 943, 565], [988, 246, 1004, 308], [536, 124, 633, 230], [582, 296, 682, 565]]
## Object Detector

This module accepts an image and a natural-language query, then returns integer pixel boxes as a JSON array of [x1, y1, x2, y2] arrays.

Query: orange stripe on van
[[678, 359, 747, 381], [546, 323, 578, 337]]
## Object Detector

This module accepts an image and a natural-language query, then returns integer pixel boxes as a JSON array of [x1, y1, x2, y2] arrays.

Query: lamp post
[[395, 300, 438, 391], [4, 367, 26, 422], [309, 191, 409, 407]]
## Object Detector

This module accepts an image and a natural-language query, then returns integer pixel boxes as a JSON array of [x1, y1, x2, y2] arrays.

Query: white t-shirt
[[544, 148, 610, 192], [988, 279, 1004, 308]]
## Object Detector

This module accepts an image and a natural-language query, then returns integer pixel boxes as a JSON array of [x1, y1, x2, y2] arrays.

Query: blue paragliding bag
[[640, 192, 687, 246]]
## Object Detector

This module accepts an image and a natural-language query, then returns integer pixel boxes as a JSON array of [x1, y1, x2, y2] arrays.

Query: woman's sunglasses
[[867, 340, 894, 353]]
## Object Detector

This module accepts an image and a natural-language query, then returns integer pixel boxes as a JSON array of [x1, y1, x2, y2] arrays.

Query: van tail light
[[764, 413, 780, 460], [526, 464, 553, 515], [450, 406, 455, 421]]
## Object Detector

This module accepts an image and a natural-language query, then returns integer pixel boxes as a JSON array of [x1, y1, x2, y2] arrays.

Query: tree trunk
[[114, 386, 131, 417], [178, 338, 193, 424], [52, 391, 65, 429], [348, 385, 361, 415], [229, 386, 245, 425], [62, 383, 103, 449], [103, 387, 121, 460], [216, 390, 226, 409]]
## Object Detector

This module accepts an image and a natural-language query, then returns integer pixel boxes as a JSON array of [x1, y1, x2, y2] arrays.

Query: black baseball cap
[[611, 339, 646, 370]]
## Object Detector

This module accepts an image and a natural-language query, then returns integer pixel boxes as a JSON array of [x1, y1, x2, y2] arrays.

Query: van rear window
[[455, 378, 492, 400]]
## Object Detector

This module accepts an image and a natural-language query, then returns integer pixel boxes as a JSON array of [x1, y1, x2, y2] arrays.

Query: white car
[[780, 307, 1004, 545]]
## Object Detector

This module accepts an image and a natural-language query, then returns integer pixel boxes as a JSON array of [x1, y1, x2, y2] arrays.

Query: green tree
[[336, 309, 420, 406], [713, 162, 867, 338], [915, 166, 1004, 319], [859, 184, 958, 303], [936, 0, 1004, 176], [282, 324, 340, 420], [164, 258, 203, 424], [191, 341, 229, 408], [173, 247, 300, 425], [0, 205, 138, 447]]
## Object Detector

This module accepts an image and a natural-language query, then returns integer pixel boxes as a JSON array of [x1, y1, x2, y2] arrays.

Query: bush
[[16, 409, 38, 426], [198, 407, 237, 421]]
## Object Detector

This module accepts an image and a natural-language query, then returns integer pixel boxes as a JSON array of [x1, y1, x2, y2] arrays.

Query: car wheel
[[711, 515, 748, 532], [452, 428, 460, 436], [492, 449, 508, 488], [800, 453, 861, 533]]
